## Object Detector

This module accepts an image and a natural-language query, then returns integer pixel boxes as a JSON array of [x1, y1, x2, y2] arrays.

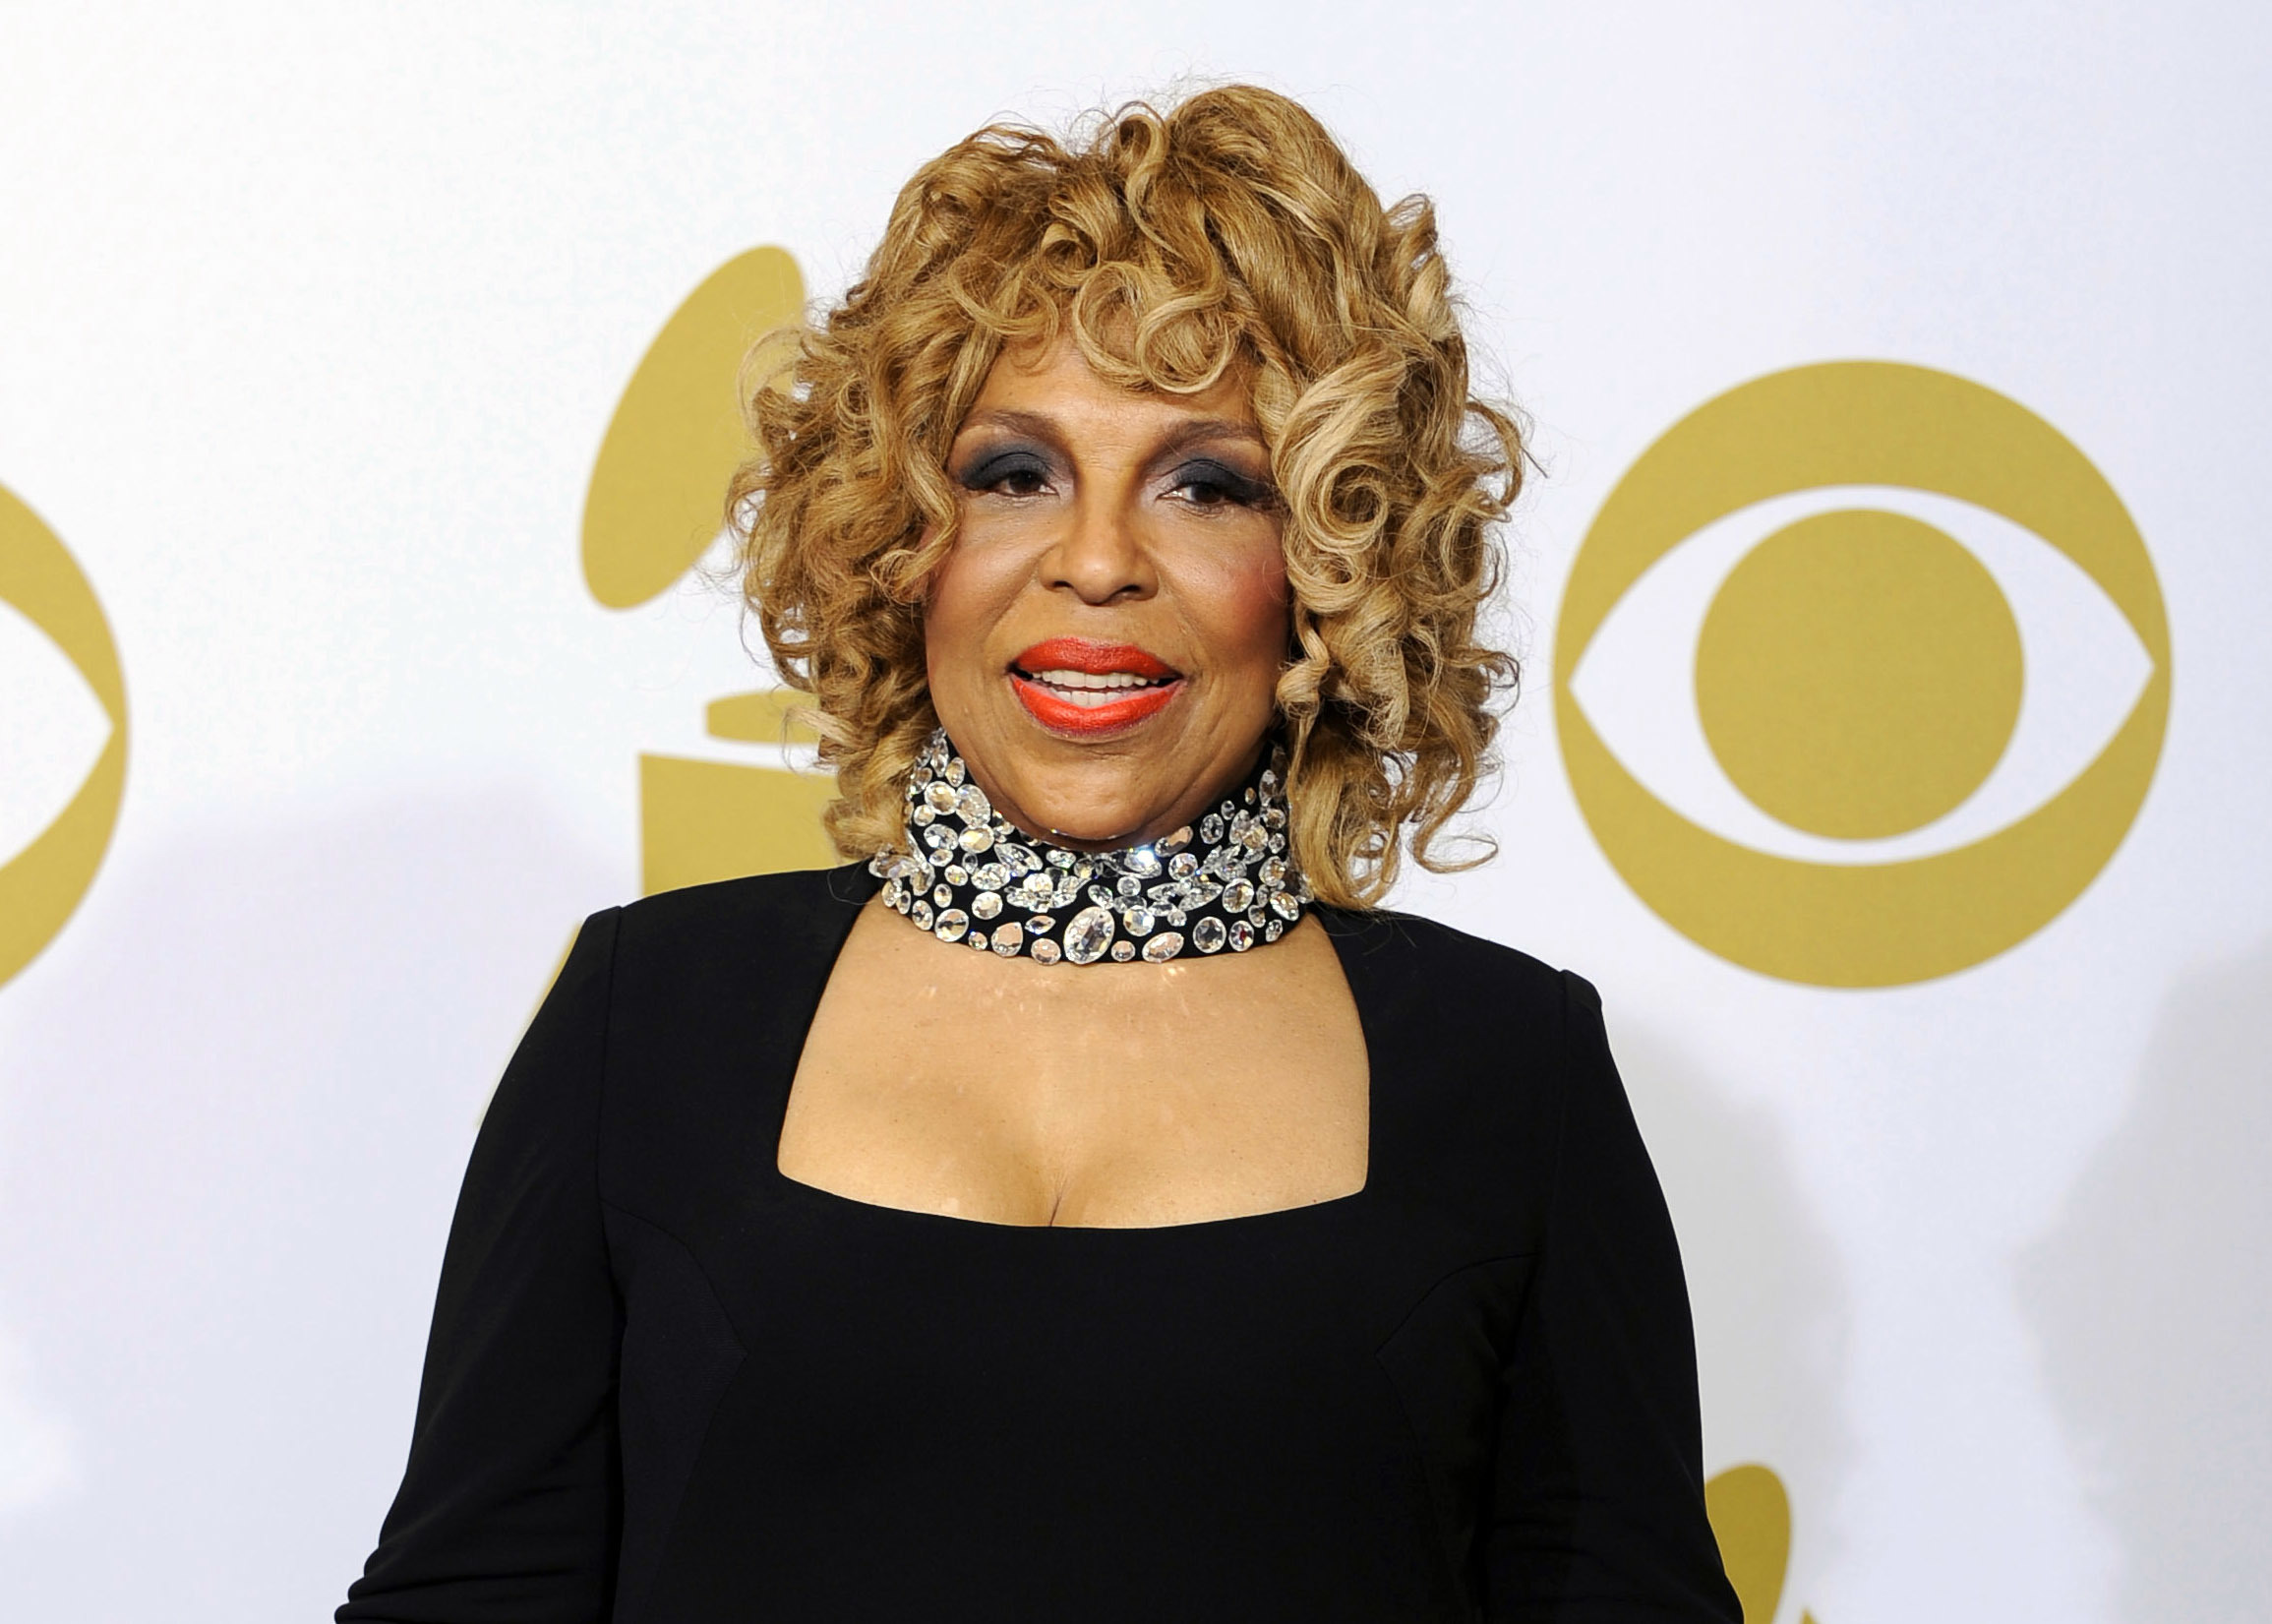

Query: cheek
[[1198, 542, 1292, 673], [921, 537, 1015, 691]]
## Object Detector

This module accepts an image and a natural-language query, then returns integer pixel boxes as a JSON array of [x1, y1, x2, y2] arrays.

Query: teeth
[[1026, 669, 1165, 691], [1040, 686, 1163, 709], [1016, 668, 1176, 709]]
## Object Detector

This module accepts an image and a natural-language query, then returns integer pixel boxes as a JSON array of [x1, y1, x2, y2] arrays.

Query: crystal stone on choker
[[868, 728, 1311, 965]]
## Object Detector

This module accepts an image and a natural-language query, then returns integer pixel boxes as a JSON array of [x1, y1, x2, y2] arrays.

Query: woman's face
[[924, 336, 1289, 850]]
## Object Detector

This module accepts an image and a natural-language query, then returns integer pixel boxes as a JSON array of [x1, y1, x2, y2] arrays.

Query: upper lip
[[1009, 637, 1179, 682]]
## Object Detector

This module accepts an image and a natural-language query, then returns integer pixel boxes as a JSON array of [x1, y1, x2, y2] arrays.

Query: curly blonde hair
[[730, 84, 1523, 908]]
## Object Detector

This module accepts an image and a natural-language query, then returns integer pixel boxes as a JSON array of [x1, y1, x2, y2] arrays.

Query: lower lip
[[1010, 674, 1183, 736]]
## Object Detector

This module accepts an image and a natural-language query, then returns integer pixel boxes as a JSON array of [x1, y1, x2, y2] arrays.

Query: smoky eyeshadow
[[955, 444, 1056, 491], [1171, 458, 1278, 508]]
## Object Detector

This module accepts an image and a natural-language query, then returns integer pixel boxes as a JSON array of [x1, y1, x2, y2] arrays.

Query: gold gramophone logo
[[0, 482, 128, 989], [1557, 362, 2169, 988], [583, 246, 837, 893], [1707, 1464, 1822, 1624]]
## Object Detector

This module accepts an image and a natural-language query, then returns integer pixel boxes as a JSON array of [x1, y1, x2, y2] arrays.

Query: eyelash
[[960, 451, 1053, 497], [957, 451, 1275, 511], [1167, 461, 1275, 510]]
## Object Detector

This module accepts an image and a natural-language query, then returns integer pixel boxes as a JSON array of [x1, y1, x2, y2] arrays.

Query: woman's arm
[[1481, 971, 1742, 1622], [339, 909, 626, 1623]]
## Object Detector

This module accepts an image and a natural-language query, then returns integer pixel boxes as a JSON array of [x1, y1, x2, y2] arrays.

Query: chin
[[981, 743, 1167, 840], [1008, 784, 1159, 847]]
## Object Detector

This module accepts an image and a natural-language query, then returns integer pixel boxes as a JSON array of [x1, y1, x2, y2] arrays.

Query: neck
[[871, 728, 1309, 967]]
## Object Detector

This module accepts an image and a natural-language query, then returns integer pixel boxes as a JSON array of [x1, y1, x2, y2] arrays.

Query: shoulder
[[1316, 902, 1599, 1040], [576, 862, 877, 1018], [1324, 906, 1620, 1238], [612, 862, 874, 946], [608, 862, 874, 962], [567, 867, 875, 1188]]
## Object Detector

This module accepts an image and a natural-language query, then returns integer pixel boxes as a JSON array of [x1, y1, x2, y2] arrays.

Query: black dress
[[338, 863, 1740, 1623]]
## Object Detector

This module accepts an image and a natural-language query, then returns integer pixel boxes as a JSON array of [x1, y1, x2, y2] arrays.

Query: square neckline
[[766, 863, 1382, 1234]]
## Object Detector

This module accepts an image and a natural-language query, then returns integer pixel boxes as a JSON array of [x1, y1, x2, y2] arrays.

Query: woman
[[341, 87, 1740, 1622]]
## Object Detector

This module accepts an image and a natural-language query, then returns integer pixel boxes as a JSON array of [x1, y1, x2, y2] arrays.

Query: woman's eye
[[1167, 461, 1274, 510], [961, 451, 1053, 498]]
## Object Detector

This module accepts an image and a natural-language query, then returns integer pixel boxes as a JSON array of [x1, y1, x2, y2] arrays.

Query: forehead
[[961, 334, 1260, 442]]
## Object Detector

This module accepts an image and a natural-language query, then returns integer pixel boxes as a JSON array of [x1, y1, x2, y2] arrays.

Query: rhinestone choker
[[868, 728, 1311, 965]]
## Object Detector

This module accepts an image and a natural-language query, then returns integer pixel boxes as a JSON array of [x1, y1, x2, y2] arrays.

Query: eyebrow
[[955, 408, 1269, 457]]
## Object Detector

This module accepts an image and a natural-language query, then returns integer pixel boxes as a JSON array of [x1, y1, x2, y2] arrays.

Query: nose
[[1039, 488, 1156, 606]]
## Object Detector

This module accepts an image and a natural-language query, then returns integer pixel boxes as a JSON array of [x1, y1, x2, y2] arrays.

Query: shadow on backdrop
[[0, 791, 618, 1621], [1613, 1019, 1853, 1624], [2020, 937, 2272, 1624]]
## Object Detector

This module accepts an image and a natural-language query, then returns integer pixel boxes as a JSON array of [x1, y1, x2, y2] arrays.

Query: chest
[[607, 1183, 1533, 1623], [778, 902, 1371, 1226]]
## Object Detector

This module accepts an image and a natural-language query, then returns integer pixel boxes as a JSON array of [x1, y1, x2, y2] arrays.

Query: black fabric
[[339, 863, 1740, 1623]]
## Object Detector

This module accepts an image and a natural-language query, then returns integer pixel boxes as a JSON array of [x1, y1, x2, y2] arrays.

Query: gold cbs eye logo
[[0, 483, 128, 989], [1555, 362, 2170, 989]]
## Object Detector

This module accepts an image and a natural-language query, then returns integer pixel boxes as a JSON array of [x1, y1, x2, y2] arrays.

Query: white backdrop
[[3, 4, 2269, 1620]]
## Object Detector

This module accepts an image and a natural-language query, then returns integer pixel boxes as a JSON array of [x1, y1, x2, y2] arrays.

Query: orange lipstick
[[1009, 637, 1183, 736]]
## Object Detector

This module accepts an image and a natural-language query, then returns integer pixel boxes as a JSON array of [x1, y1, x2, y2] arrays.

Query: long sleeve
[[1481, 971, 1741, 1622], [340, 908, 627, 1623]]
